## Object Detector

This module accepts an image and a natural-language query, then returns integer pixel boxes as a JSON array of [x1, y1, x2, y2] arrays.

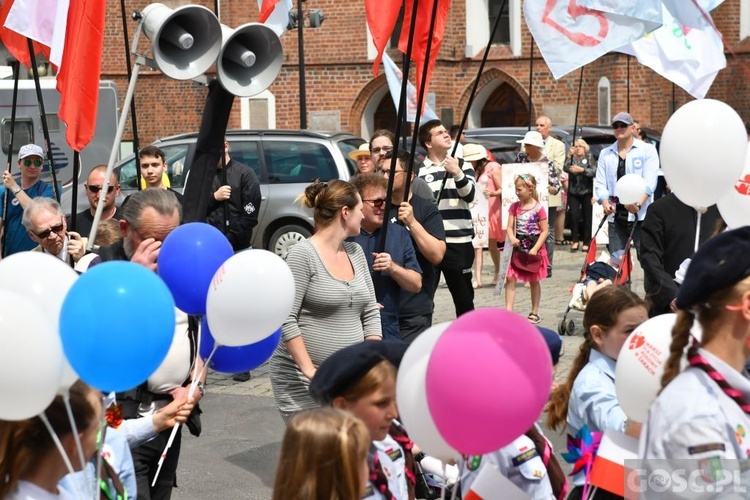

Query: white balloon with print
[[717, 141, 750, 229]]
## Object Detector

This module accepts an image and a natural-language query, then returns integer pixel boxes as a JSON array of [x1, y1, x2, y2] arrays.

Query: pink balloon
[[425, 308, 553, 455]]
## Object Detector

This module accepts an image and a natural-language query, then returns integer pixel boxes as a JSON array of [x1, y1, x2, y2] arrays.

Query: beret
[[309, 341, 408, 404], [675, 226, 750, 310], [536, 327, 562, 366]]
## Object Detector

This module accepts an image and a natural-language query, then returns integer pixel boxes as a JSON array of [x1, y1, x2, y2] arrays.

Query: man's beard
[[123, 236, 135, 260]]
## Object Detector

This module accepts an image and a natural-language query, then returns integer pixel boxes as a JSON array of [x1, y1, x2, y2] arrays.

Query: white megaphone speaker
[[141, 3, 222, 80], [216, 23, 283, 97]]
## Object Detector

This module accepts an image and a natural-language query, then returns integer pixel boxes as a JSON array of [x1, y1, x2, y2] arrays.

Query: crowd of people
[[0, 106, 747, 499]]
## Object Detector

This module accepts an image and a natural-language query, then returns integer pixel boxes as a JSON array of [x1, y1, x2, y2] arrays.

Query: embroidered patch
[[466, 455, 482, 471], [511, 448, 538, 467], [244, 202, 255, 215], [737, 425, 746, 445], [697, 456, 723, 483], [688, 443, 726, 455], [387, 448, 403, 462]]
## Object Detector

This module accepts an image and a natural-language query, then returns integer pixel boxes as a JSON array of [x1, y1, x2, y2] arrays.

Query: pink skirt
[[506, 248, 550, 283]]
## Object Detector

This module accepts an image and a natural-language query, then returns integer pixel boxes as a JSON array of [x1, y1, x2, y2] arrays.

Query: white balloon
[[615, 314, 683, 423], [0, 290, 64, 420], [206, 249, 295, 347], [0, 252, 80, 392], [396, 322, 459, 461], [717, 141, 750, 229], [614, 174, 647, 205], [661, 99, 747, 208]]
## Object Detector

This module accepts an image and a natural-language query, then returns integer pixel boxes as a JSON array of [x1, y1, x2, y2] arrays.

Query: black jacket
[[640, 193, 720, 316], [205, 159, 262, 251]]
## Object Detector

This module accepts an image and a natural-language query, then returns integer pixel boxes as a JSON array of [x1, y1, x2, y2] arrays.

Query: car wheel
[[269, 224, 312, 259]]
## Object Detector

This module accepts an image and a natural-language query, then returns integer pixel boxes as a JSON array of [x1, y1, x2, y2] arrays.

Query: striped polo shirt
[[417, 157, 476, 244]]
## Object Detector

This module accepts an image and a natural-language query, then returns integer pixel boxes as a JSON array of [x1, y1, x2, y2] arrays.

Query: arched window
[[597, 77, 610, 126]]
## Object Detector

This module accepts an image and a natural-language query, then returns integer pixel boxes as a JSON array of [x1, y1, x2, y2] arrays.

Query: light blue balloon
[[60, 261, 176, 393]]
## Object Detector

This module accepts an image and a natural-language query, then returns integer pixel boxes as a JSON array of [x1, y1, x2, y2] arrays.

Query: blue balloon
[[199, 316, 281, 374], [158, 223, 233, 314], [60, 262, 176, 393]]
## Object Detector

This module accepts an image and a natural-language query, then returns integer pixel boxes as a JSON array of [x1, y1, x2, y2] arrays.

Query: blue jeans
[[608, 220, 641, 260]]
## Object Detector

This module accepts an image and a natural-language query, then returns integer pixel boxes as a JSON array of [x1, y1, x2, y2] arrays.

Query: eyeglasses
[[22, 159, 42, 167], [362, 198, 386, 208], [87, 185, 116, 194], [612, 122, 630, 129], [371, 146, 393, 155], [381, 169, 405, 177], [33, 217, 65, 239]]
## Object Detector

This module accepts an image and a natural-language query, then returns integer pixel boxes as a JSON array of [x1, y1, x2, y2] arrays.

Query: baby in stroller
[[583, 249, 625, 301]]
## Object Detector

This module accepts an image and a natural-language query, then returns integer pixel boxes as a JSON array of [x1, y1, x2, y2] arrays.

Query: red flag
[[365, 0, 402, 77], [0, 0, 50, 67], [56, 0, 105, 151], [258, 0, 281, 23], [398, 0, 450, 101]]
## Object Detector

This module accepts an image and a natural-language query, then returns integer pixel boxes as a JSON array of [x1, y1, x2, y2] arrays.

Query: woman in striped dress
[[270, 180, 382, 423]]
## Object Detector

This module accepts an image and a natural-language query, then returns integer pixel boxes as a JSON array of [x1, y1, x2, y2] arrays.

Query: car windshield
[[116, 144, 192, 190], [337, 138, 363, 177]]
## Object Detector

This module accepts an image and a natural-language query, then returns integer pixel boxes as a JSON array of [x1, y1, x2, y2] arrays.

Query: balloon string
[[95, 395, 107, 500], [39, 412, 87, 500], [152, 341, 220, 487], [63, 391, 93, 500], [694, 210, 702, 253]]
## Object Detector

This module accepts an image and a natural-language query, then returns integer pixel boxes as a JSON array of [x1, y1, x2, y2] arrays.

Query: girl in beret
[[272, 408, 371, 500], [642, 227, 750, 467], [546, 286, 648, 499], [309, 341, 415, 500]]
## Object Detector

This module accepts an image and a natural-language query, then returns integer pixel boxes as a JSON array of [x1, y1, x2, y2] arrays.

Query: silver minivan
[[108, 130, 362, 257]]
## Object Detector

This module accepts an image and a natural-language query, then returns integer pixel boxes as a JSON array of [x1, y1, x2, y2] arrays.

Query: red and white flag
[[463, 462, 528, 500], [588, 428, 638, 497], [258, 0, 293, 36], [1, 0, 105, 152]]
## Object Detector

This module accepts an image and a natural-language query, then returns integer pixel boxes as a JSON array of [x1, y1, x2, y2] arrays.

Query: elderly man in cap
[[0, 144, 55, 256], [349, 143, 375, 174], [23, 198, 85, 266], [594, 111, 659, 257]]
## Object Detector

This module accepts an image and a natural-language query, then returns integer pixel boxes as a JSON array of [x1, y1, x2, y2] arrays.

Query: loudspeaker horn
[[141, 3, 222, 80], [216, 23, 283, 98]]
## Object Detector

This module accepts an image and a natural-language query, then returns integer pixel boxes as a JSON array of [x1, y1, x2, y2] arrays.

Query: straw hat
[[462, 143, 488, 162], [348, 143, 371, 161], [517, 131, 545, 149]]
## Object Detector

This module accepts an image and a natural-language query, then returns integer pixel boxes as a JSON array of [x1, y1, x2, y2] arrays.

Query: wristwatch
[[195, 381, 205, 397], [11, 186, 21, 195], [634, 202, 642, 210]]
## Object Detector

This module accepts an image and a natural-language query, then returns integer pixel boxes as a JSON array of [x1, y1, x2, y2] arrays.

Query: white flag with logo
[[619, 5, 725, 99], [662, 0, 725, 28], [523, 0, 662, 79], [382, 52, 438, 122]]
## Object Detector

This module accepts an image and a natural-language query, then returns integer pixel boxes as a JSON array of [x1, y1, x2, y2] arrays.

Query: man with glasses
[[23, 197, 85, 266], [383, 149, 446, 343], [369, 129, 434, 201], [594, 111, 659, 257], [67, 165, 122, 239], [0, 144, 55, 256], [348, 173, 422, 341]]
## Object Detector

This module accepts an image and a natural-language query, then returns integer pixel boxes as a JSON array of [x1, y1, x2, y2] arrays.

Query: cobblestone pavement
[[205, 243, 644, 396]]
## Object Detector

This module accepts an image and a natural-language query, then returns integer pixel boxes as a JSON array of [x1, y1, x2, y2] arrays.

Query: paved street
[[176, 244, 644, 498]]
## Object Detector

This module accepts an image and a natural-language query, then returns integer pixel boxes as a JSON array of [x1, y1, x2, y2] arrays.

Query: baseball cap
[[18, 144, 44, 160], [611, 112, 634, 127]]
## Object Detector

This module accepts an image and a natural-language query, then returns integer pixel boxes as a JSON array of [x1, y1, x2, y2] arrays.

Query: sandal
[[527, 312, 541, 324], [581, 245, 589, 252], [570, 243, 580, 252]]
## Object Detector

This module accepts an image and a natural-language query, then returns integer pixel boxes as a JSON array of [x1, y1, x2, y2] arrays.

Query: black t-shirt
[[66, 207, 123, 239], [615, 155, 629, 223], [387, 195, 446, 317]]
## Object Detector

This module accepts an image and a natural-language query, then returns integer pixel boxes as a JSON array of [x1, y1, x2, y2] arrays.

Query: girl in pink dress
[[505, 174, 550, 324]]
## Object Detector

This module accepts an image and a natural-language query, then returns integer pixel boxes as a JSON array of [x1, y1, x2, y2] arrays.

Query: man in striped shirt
[[416, 120, 476, 316]]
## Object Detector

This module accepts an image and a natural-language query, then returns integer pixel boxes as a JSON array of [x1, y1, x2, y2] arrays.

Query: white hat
[[516, 131, 545, 149], [18, 144, 44, 160], [462, 143, 488, 162], [348, 143, 371, 161]]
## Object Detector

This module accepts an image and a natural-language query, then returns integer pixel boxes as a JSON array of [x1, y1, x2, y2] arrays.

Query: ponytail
[[547, 339, 593, 432]]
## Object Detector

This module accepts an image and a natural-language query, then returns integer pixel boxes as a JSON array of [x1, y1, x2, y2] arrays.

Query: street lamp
[[288, 1, 325, 129]]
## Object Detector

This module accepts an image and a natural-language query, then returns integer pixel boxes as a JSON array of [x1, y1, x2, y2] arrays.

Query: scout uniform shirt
[[461, 425, 555, 499], [642, 348, 750, 461], [362, 434, 408, 499]]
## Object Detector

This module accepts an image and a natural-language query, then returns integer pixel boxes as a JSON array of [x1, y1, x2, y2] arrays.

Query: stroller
[[558, 217, 635, 336]]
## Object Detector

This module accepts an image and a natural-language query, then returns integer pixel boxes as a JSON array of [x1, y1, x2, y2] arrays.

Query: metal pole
[[298, 0, 307, 129], [626, 55, 631, 113], [1, 61, 20, 258], [120, 0, 142, 190], [28, 39, 60, 202], [69, 151, 80, 232], [527, 39, 534, 130]]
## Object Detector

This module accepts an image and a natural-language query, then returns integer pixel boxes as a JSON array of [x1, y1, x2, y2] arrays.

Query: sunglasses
[[23, 159, 43, 167], [87, 185, 116, 194], [612, 122, 630, 129], [363, 198, 386, 208], [33, 217, 65, 239]]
